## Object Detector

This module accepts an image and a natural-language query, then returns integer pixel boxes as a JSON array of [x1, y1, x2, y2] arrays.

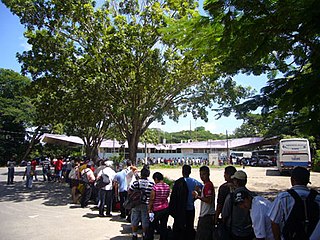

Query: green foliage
[[163, 0, 320, 146], [313, 150, 320, 172], [0, 68, 33, 160], [205, 0, 320, 140]]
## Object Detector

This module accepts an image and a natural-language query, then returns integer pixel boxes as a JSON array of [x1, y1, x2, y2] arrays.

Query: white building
[[42, 134, 268, 164]]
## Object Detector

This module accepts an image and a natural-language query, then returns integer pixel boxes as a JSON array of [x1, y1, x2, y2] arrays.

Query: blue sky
[[0, 1, 267, 134]]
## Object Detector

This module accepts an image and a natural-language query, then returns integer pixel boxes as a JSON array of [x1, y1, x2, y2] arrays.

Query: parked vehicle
[[249, 156, 273, 167], [276, 138, 311, 174]]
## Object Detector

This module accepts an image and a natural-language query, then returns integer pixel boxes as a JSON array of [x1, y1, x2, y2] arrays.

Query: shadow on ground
[[0, 170, 71, 207]]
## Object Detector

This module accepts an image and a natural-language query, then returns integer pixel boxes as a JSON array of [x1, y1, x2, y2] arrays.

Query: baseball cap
[[105, 160, 113, 167], [231, 170, 247, 180]]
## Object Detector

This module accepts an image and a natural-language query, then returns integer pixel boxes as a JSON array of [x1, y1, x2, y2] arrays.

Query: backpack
[[283, 189, 319, 240], [123, 181, 146, 210], [95, 173, 110, 189], [81, 170, 90, 184]]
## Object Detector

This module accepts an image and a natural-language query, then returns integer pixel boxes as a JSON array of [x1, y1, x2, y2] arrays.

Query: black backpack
[[283, 189, 319, 240]]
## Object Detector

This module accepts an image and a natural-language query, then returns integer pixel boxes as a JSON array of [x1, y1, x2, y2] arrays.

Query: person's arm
[[271, 221, 281, 240], [148, 189, 155, 213], [215, 203, 223, 224]]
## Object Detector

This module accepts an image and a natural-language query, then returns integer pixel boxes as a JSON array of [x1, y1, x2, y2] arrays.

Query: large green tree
[[0, 68, 33, 162], [3, 0, 248, 161]]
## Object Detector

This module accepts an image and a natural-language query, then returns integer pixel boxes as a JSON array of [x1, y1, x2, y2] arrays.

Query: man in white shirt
[[234, 188, 274, 240], [268, 166, 320, 240], [97, 160, 116, 217]]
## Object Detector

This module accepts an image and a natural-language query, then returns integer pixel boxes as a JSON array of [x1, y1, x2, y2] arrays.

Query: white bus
[[277, 138, 311, 173]]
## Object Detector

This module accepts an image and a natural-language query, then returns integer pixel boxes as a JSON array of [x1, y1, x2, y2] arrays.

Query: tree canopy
[[0, 68, 32, 161], [164, 0, 320, 144], [3, 0, 249, 161]]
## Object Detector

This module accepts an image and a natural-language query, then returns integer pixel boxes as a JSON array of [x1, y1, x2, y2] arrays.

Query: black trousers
[[148, 208, 169, 240], [173, 209, 196, 240], [81, 183, 93, 207]]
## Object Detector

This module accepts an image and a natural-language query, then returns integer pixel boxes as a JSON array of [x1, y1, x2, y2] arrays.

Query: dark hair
[[141, 166, 150, 178], [225, 166, 237, 176], [126, 160, 132, 167], [153, 172, 164, 181], [200, 165, 210, 175], [291, 166, 310, 185], [182, 165, 191, 177]]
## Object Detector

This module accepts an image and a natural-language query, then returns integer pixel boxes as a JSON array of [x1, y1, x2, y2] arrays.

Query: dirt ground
[[0, 166, 319, 240], [155, 165, 320, 201]]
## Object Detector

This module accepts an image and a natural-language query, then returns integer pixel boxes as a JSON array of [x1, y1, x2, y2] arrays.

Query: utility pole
[[226, 130, 230, 163]]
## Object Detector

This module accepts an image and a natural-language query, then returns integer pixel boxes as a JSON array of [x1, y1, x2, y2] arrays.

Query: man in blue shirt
[[170, 164, 202, 240], [114, 166, 128, 218]]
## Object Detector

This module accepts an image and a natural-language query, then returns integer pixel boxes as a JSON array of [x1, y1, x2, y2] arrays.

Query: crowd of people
[[6, 158, 320, 240]]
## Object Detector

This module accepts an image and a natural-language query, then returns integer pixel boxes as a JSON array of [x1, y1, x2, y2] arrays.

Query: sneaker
[[105, 213, 112, 217], [132, 236, 138, 240]]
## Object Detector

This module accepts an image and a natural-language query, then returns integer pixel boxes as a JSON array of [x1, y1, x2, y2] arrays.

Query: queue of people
[[5, 157, 320, 240]]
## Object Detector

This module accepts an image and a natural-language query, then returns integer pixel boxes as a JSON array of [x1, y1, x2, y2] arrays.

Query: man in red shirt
[[194, 166, 216, 240], [54, 157, 64, 182], [31, 159, 38, 181]]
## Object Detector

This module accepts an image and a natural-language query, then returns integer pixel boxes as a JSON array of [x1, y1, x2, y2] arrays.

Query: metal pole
[[226, 130, 230, 163]]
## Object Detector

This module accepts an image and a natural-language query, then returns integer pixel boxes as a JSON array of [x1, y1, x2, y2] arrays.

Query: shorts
[[131, 204, 149, 228]]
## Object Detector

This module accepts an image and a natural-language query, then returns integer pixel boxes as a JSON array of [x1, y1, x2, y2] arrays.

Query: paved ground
[[0, 166, 319, 240]]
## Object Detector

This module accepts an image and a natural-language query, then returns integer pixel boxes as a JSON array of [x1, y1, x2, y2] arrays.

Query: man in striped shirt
[[129, 166, 154, 240]]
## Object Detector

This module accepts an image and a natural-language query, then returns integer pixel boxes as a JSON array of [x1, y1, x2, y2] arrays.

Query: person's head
[[234, 188, 253, 210], [141, 166, 150, 179], [224, 166, 237, 182], [182, 165, 191, 177], [231, 170, 247, 187], [126, 160, 132, 167], [199, 166, 210, 182], [291, 166, 310, 186], [153, 172, 164, 183], [105, 160, 113, 168]]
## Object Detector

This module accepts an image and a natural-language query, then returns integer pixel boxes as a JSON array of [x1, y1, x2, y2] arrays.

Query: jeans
[[26, 175, 33, 189], [119, 191, 128, 218], [99, 189, 113, 215], [7, 168, 14, 184]]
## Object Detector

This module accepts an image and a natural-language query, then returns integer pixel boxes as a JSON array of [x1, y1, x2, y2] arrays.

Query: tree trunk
[[128, 134, 139, 165], [22, 126, 42, 161]]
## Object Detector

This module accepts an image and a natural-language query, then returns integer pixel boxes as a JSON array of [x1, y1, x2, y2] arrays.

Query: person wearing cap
[[234, 189, 274, 240], [96, 160, 116, 217], [268, 166, 320, 240], [222, 170, 255, 239]]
